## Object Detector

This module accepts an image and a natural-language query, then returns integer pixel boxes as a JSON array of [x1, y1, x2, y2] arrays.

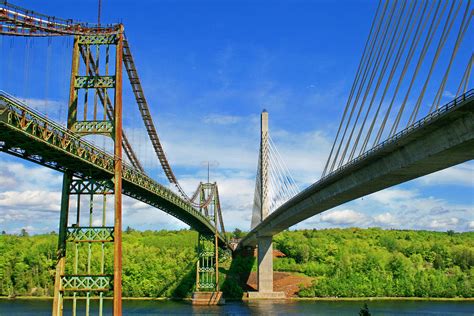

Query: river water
[[1, 299, 473, 315]]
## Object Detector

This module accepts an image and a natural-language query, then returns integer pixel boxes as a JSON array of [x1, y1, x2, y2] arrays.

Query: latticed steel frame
[[195, 184, 221, 292], [52, 32, 124, 316], [196, 234, 219, 291]]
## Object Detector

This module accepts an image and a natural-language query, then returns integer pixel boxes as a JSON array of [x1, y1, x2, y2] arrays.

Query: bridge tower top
[[260, 110, 269, 222]]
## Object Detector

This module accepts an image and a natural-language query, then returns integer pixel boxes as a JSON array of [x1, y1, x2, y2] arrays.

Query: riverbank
[[2, 296, 473, 301]]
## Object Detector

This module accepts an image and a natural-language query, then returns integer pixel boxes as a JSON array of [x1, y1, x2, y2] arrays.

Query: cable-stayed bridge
[[241, 0, 473, 298]]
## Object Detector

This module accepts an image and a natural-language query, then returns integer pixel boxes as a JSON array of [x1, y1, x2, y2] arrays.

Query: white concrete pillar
[[257, 235, 273, 292]]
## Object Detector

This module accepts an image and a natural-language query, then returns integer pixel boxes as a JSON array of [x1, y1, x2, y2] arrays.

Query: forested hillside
[[0, 228, 472, 298], [274, 228, 473, 298]]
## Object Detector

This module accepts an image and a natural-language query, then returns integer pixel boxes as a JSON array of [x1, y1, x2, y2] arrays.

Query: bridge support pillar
[[247, 110, 284, 299], [257, 235, 273, 292], [247, 236, 285, 299]]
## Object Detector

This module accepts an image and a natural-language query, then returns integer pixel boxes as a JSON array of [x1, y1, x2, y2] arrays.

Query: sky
[[0, 0, 473, 235]]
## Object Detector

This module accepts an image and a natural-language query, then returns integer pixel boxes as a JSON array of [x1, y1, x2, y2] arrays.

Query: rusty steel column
[[113, 24, 124, 316], [52, 37, 79, 316], [52, 172, 72, 316]]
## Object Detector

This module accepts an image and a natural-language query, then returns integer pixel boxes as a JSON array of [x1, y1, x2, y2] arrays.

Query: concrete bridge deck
[[242, 91, 474, 247]]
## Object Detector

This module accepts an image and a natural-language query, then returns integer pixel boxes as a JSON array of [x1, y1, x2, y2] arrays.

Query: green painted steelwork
[[61, 275, 113, 292], [78, 35, 118, 45], [66, 227, 114, 242], [0, 92, 227, 246], [69, 179, 114, 195], [196, 234, 217, 291], [74, 76, 116, 89], [71, 120, 114, 136]]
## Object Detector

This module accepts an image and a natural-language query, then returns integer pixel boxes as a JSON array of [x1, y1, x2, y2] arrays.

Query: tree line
[[0, 227, 472, 298]]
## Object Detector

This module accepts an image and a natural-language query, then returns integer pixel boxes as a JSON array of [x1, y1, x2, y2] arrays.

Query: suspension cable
[[456, 54, 473, 97]]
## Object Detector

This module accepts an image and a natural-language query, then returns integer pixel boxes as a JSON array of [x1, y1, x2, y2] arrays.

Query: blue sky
[[0, 0, 473, 234]]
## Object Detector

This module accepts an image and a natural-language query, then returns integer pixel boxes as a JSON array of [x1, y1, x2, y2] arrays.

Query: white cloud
[[417, 163, 474, 186], [320, 209, 366, 225], [202, 114, 242, 125], [442, 90, 456, 99], [468, 221, 474, 230], [373, 212, 399, 226], [429, 218, 459, 229], [0, 190, 60, 211]]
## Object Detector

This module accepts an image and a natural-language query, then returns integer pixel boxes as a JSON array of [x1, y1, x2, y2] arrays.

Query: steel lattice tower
[[52, 29, 124, 316]]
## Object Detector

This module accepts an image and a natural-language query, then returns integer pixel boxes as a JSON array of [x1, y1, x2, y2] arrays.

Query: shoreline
[[1, 296, 473, 302]]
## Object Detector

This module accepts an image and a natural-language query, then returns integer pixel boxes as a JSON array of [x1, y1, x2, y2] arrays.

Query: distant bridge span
[[242, 91, 474, 247]]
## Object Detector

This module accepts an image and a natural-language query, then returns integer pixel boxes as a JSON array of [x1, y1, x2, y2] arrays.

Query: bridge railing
[[296, 90, 474, 201], [0, 91, 216, 229], [0, 1, 120, 36]]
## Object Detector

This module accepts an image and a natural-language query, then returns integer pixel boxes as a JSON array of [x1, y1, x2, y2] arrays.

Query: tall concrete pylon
[[248, 110, 285, 299]]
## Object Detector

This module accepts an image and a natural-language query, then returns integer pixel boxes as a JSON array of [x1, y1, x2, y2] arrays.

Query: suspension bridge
[[0, 1, 227, 314], [0, 0, 473, 313]]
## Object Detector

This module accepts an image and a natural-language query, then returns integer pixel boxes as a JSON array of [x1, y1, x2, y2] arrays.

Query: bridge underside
[[242, 94, 474, 247]]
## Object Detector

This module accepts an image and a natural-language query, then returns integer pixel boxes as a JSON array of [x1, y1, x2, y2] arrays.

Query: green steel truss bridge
[[1, 1, 227, 314]]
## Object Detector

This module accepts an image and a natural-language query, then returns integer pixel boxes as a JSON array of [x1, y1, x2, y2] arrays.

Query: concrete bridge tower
[[248, 110, 285, 299]]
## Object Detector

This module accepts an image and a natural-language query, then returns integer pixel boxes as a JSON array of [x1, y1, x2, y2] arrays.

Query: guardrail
[[295, 89, 474, 202]]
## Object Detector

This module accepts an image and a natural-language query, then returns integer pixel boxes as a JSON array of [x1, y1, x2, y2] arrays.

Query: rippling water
[[1, 298, 473, 315]]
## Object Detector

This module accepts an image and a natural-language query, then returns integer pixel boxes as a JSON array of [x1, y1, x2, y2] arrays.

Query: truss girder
[[0, 92, 227, 246]]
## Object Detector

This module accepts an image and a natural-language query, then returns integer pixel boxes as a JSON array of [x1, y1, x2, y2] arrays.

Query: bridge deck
[[0, 92, 227, 247], [242, 91, 474, 247]]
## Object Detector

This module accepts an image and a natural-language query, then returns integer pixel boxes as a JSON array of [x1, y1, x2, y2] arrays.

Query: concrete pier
[[247, 235, 285, 299], [191, 291, 225, 305], [247, 110, 284, 299]]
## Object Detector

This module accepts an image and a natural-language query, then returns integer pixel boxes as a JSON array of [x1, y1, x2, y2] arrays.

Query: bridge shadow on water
[[220, 249, 256, 300]]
